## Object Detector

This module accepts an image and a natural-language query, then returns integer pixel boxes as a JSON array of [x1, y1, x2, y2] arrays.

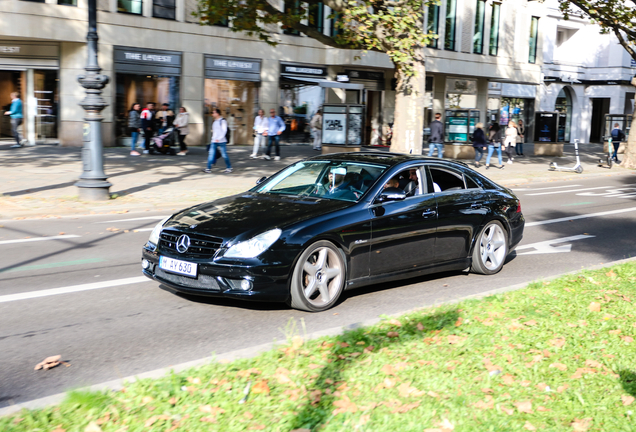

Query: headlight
[[148, 216, 170, 248], [224, 228, 282, 259]]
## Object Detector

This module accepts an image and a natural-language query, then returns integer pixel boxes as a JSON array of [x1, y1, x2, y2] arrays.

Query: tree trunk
[[390, 62, 426, 155], [620, 80, 636, 169]]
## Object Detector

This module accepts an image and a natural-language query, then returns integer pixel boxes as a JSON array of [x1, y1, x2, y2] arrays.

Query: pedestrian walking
[[428, 113, 444, 158], [156, 103, 175, 134], [251, 109, 267, 158], [263, 108, 285, 161], [485, 123, 504, 170], [203, 108, 232, 173], [140, 102, 156, 154], [310, 109, 323, 151], [503, 120, 518, 164], [173, 107, 189, 156], [472, 122, 487, 168], [128, 102, 141, 156], [610, 123, 625, 163], [516, 119, 525, 156], [4, 92, 24, 148]]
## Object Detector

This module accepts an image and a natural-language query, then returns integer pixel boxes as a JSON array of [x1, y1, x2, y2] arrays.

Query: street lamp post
[[76, 0, 111, 201]]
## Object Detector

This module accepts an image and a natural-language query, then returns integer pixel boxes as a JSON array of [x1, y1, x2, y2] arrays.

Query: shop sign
[[0, 46, 20, 54], [115, 48, 181, 66], [0, 42, 59, 59], [205, 55, 261, 81], [281, 62, 326, 76], [323, 113, 347, 144], [446, 78, 477, 95]]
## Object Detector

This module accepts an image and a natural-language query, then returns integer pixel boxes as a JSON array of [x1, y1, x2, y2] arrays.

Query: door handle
[[422, 209, 437, 218]]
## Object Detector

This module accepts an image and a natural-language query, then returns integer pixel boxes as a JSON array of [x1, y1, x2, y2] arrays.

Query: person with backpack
[[610, 123, 626, 163], [202, 108, 232, 173]]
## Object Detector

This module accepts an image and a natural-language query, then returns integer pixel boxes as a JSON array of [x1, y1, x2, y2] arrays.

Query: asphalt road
[[1, 173, 636, 408]]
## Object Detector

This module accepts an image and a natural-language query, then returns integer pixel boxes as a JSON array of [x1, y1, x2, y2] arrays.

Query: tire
[[548, 162, 556, 171], [575, 165, 584, 174], [471, 220, 508, 275], [290, 240, 346, 312], [607, 157, 613, 169]]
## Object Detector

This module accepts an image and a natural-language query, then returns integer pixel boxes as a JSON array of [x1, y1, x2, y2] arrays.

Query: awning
[[281, 75, 364, 90]]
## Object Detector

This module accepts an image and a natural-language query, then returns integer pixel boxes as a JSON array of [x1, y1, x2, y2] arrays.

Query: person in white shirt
[[252, 109, 267, 158], [202, 108, 232, 173]]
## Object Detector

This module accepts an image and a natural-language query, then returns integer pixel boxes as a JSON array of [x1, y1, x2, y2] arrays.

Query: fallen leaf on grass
[[588, 302, 601, 312], [51, 426, 66, 432], [473, 396, 494, 410], [141, 396, 154, 404], [199, 405, 225, 415], [332, 395, 358, 414], [606, 270, 617, 278], [502, 374, 515, 385], [549, 338, 566, 348], [387, 331, 399, 338], [427, 391, 440, 398], [537, 406, 551, 412], [382, 399, 420, 413], [397, 382, 425, 398], [447, 335, 465, 344], [524, 421, 537, 431], [571, 418, 593, 431], [425, 418, 454, 432], [237, 368, 261, 378], [585, 359, 602, 368], [571, 368, 596, 379], [481, 388, 493, 394], [622, 395, 635, 406], [387, 319, 402, 327], [500, 406, 514, 415], [520, 380, 531, 387], [249, 424, 266, 430], [557, 384, 569, 393], [609, 329, 622, 335], [168, 397, 177, 405], [417, 322, 425, 331], [251, 380, 270, 394], [523, 320, 538, 326], [536, 383, 549, 391], [514, 400, 533, 414], [200, 417, 217, 424], [381, 364, 396, 375], [549, 363, 568, 371], [621, 336, 634, 343], [84, 422, 102, 432]]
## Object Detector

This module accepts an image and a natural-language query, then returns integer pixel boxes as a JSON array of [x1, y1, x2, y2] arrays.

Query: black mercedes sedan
[[142, 152, 524, 312]]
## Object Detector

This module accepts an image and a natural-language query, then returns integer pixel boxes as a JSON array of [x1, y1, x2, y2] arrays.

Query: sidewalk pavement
[[0, 141, 632, 220]]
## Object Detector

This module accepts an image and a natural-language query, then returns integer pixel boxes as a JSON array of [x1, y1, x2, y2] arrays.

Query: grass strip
[[2, 263, 636, 431]]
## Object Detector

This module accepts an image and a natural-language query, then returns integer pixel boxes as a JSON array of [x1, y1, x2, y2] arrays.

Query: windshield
[[253, 161, 387, 202]]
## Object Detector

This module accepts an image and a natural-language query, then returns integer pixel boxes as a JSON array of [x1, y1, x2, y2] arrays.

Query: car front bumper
[[141, 247, 292, 303]]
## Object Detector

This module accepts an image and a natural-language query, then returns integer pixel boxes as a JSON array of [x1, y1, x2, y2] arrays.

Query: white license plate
[[159, 256, 198, 277]]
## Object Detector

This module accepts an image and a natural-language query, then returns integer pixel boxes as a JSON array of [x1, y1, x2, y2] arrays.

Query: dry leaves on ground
[[622, 395, 635, 406], [34, 355, 68, 371], [514, 400, 533, 414], [571, 418, 593, 431]]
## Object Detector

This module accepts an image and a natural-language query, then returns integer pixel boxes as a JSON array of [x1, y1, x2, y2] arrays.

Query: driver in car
[[323, 167, 357, 200]]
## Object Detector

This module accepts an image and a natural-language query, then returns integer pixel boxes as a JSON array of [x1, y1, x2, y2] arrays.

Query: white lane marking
[[0, 235, 80, 245], [525, 186, 613, 196], [0, 276, 149, 304], [96, 216, 167, 224], [135, 228, 154, 232], [515, 184, 581, 192], [526, 206, 636, 227], [516, 234, 595, 255]]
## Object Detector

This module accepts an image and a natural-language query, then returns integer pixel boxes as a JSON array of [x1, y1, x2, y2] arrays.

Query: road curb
[[2, 255, 635, 417]]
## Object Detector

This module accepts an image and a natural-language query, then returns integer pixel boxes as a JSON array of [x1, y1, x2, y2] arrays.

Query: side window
[[465, 174, 480, 189], [394, 167, 424, 197], [428, 167, 466, 192]]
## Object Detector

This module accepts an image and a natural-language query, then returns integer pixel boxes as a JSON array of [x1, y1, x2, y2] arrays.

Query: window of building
[[489, 3, 500, 56], [21, 0, 45, 2], [308, 2, 324, 33], [204, 79, 259, 145], [473, 0, 486, 54], [427, 4, 440, 49], [153, 0, 175, 20], [330, 11, 340, 38], [283, 1, 301, 35], [118, 0, 142, 14], [528, 16, 539, 64], [58, 0, 77, 5], [445, 0, 457, 51]]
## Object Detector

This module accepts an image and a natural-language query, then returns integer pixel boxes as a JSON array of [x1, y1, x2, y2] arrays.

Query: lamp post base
[[76, 180, 112, 201]]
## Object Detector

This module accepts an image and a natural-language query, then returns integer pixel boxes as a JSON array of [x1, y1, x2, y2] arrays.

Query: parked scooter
[[548, 139, 583, 174], [597, 136, 614, 169]]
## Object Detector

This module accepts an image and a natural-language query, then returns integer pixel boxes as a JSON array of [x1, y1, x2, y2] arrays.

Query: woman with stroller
[[128, 103, 141, 156], [173, 107, 190, 156]]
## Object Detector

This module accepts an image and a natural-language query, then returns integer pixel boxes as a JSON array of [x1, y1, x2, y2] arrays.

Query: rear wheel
[[290, 241, 346, 312], [548, 162, 556, 171], [575, 165, 584, 174], [471, 220, 508, 275]]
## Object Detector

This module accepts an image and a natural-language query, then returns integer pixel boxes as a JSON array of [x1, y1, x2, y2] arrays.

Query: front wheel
[[471, 220, 508, 275], [575, 165, 584, 174], [548, 162, 556, 171], [290, 240, 346, 312], [607, 157, 613, 169]]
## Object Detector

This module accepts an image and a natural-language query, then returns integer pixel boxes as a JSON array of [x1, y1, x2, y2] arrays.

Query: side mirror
[[376, 187, 406, 203], [256, 176, 268, 185]]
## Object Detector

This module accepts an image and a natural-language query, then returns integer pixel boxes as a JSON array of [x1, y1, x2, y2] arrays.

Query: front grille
[[155, 268, 221, 291], [159, 231, 223, 259]]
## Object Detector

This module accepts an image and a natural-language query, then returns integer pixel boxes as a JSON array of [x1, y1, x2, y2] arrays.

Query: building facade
[[539, 0, 634, 144], [0, 0, 546, 149]]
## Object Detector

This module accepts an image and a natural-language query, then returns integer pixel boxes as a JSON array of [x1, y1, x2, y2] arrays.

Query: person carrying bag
[[503, 121, 518, 164]]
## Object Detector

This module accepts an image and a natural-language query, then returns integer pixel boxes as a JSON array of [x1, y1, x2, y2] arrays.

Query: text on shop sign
[[284, 66, 323, 75], [213, 60, 254, 69], [124, 52, 173, 63], [0, 46, 20, 53]]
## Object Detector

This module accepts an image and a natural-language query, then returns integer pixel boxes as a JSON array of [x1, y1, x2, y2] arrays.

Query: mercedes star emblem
[[176, 234, 191, 254]]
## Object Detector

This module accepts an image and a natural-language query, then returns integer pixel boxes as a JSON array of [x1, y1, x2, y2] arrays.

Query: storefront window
[[34, 70, 59, 141], [279, 81, 324, 144], [427, 4, 440, 48], [489, 3, 500, 56], [445, 0, 457, 51], [499, 98, 525, 126], [204, 79, 259, 145], [0, 71, 24, 140], [153, 0, 175, 20], [58, 0, 77, 5], [115, 74, 180, 140], [555, 88, 572, 142]]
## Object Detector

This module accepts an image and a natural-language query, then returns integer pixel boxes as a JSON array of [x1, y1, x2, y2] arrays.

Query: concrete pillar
[[176, 0, 185, 22], [260, 59, 280, 113], [143, 0, 153, 18], [181, 51, 205, 145], [26, 69, 36, 145]]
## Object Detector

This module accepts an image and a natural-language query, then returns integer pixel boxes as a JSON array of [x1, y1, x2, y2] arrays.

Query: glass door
[[34, 70, 59, 143]]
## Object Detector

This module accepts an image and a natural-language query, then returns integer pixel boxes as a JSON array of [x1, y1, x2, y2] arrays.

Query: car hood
[[164, 192, 352, 241]]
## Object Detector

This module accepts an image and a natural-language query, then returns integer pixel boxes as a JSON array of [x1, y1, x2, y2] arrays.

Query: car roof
[[305, 151, 469, 169]]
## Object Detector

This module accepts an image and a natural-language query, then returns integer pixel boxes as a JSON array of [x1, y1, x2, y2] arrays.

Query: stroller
[[151, 127, 178, 155]]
